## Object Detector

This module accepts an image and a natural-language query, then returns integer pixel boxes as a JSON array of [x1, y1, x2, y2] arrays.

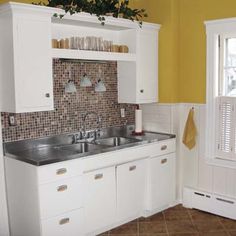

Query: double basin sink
[[55, 137, 141, 154]]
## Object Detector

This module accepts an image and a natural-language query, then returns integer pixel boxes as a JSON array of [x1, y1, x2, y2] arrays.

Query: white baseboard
[[183, 187, 236, 220]]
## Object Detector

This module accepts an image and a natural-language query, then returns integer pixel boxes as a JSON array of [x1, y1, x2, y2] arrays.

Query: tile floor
[[98, 205, 236, 236]]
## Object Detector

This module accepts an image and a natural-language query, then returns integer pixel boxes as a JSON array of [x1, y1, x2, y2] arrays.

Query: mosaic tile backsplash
[[1, 60, 136, 142]]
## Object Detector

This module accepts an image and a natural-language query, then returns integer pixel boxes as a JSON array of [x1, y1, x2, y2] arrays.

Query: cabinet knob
[[129, 165, 136, 171], [56, 168, 67, 175], [95, 173, 103, 180], [45, 93, 50, 98], [59, 218, 70, 225], [140, 89, 144, 93], [161, 145, 167, 151], [161, 158, 167, 164], [57, 185, 68, 192]]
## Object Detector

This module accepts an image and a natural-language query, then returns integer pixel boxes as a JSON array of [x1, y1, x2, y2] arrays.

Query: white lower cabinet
[[117, 159, 147, 222], [5, 139, 176, 236], [84, 166, 116, 234], [41, 208, 84, 236], [147, 153, 176, 211]]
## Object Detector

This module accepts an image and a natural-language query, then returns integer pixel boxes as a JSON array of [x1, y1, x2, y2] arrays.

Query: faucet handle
[[74, 132, 82, 142]]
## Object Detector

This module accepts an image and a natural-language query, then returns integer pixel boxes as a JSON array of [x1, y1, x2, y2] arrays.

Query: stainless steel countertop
[[4, 125, 176, 166]]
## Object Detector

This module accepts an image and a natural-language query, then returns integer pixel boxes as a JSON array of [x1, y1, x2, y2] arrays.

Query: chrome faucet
[[82, 111, 102, 141]]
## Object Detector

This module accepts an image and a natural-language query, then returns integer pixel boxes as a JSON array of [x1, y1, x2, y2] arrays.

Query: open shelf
[[52, 49, 136, 62]]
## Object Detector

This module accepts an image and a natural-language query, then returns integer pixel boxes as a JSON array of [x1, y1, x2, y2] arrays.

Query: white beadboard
[[141, 103, 236, 200], [0, 121, 9, 236]]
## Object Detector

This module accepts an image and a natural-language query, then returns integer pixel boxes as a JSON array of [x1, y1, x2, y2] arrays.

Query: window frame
[[205, 18, 236, 169]]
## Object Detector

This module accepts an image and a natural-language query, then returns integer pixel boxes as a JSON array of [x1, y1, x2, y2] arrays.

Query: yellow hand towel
[[182, 108, 197, 150]]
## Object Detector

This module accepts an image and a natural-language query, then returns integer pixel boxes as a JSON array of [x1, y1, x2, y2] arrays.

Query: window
[[220, 36, 236, 96], [215, 36, 236, 161], [205, 19, 236, 168]]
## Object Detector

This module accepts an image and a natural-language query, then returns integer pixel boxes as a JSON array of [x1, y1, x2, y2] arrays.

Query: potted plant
[[35, 0, 148, 26]]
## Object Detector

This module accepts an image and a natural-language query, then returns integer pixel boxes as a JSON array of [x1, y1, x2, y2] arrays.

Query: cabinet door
[[14, 16, 53, 112], [84, 166, 116, 234], [148, 153, 176, 210], [117, 159, 147, 222], [136, 29, 158, 103]]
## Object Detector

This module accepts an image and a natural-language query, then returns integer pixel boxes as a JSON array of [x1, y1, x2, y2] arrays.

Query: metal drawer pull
[[57, 185, 68, 192], [161, 158, 167, 164], [161, 145, 167, 150], [56, 168, 67, 175], [59, 218, 70, 225], [45, 93, 50, 98], [140, 89, 144, 93], [129, 166, 136, 171], [216, 197, 234, 204], [95, 174, 103, 180]]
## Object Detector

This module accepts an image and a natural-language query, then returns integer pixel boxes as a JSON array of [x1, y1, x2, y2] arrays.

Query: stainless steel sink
[[56, 142, 102, 154], [95, 137, 140, 147]]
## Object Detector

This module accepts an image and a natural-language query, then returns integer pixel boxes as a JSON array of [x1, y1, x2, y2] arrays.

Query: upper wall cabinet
[[0, 3, 160, 113], [51, 13, 160, 104], [0, 3, 54, 113], [118, 28, 158, 104]]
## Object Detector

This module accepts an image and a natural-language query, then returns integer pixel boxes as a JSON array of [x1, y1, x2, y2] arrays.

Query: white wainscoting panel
[[141, 103, 236, 202]]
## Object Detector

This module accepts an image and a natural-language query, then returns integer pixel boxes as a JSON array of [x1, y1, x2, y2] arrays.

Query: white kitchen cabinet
[[84, 166, 116, 234], [0, 2, 160, 112], [5, 157, 85, 236], [5, 138, 176, 236], [147, 153, 176, 212], [0, 3, 54, 112], [118, 28, 158, 104], [117, 159, 147, 222], [51, 8, 160, 105]]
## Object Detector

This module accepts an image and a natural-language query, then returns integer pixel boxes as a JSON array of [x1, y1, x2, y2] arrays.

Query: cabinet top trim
[[0, 2, 161, 31]]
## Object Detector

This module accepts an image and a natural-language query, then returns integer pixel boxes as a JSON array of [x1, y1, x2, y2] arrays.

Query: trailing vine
[[34, 0, 148, 26]]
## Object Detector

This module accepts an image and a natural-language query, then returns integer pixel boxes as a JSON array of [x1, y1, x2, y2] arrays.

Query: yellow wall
[[3, 0, 236, 103], [178, 0, 236, 103]]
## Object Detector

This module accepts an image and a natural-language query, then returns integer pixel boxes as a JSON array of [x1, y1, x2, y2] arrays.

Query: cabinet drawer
[[37, 159, 83, 184], [41, 208, 84, 236], [39, 176, 83, 219], [149, 139, 176, 157]]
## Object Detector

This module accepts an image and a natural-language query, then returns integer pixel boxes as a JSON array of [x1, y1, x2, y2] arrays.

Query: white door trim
[[0, 120, 9, 236]]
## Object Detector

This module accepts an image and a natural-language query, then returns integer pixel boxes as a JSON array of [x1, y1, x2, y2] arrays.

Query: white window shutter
[[215, 97, 236, 160]]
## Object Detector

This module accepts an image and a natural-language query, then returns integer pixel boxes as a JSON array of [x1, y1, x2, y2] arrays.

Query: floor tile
[[139, 221, 167, 234], [166, 220, 197, 233], [188, 209, 219, 221], [220, 218, 236, 230], [228, 231, 236, 236], [198, 232, 228, 236], [164, 209, 191, 221], [96, 205, 236, 236], [139, 212, 165, 222], [139, 234, 168, 236], [109, 222, 138, 235], [170, 204, 188, 211], [169, 233, 199, 236], [192, 219, 225, 233]]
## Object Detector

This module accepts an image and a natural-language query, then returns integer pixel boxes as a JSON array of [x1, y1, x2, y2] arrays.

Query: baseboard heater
[[183, 187, 236, 220]]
